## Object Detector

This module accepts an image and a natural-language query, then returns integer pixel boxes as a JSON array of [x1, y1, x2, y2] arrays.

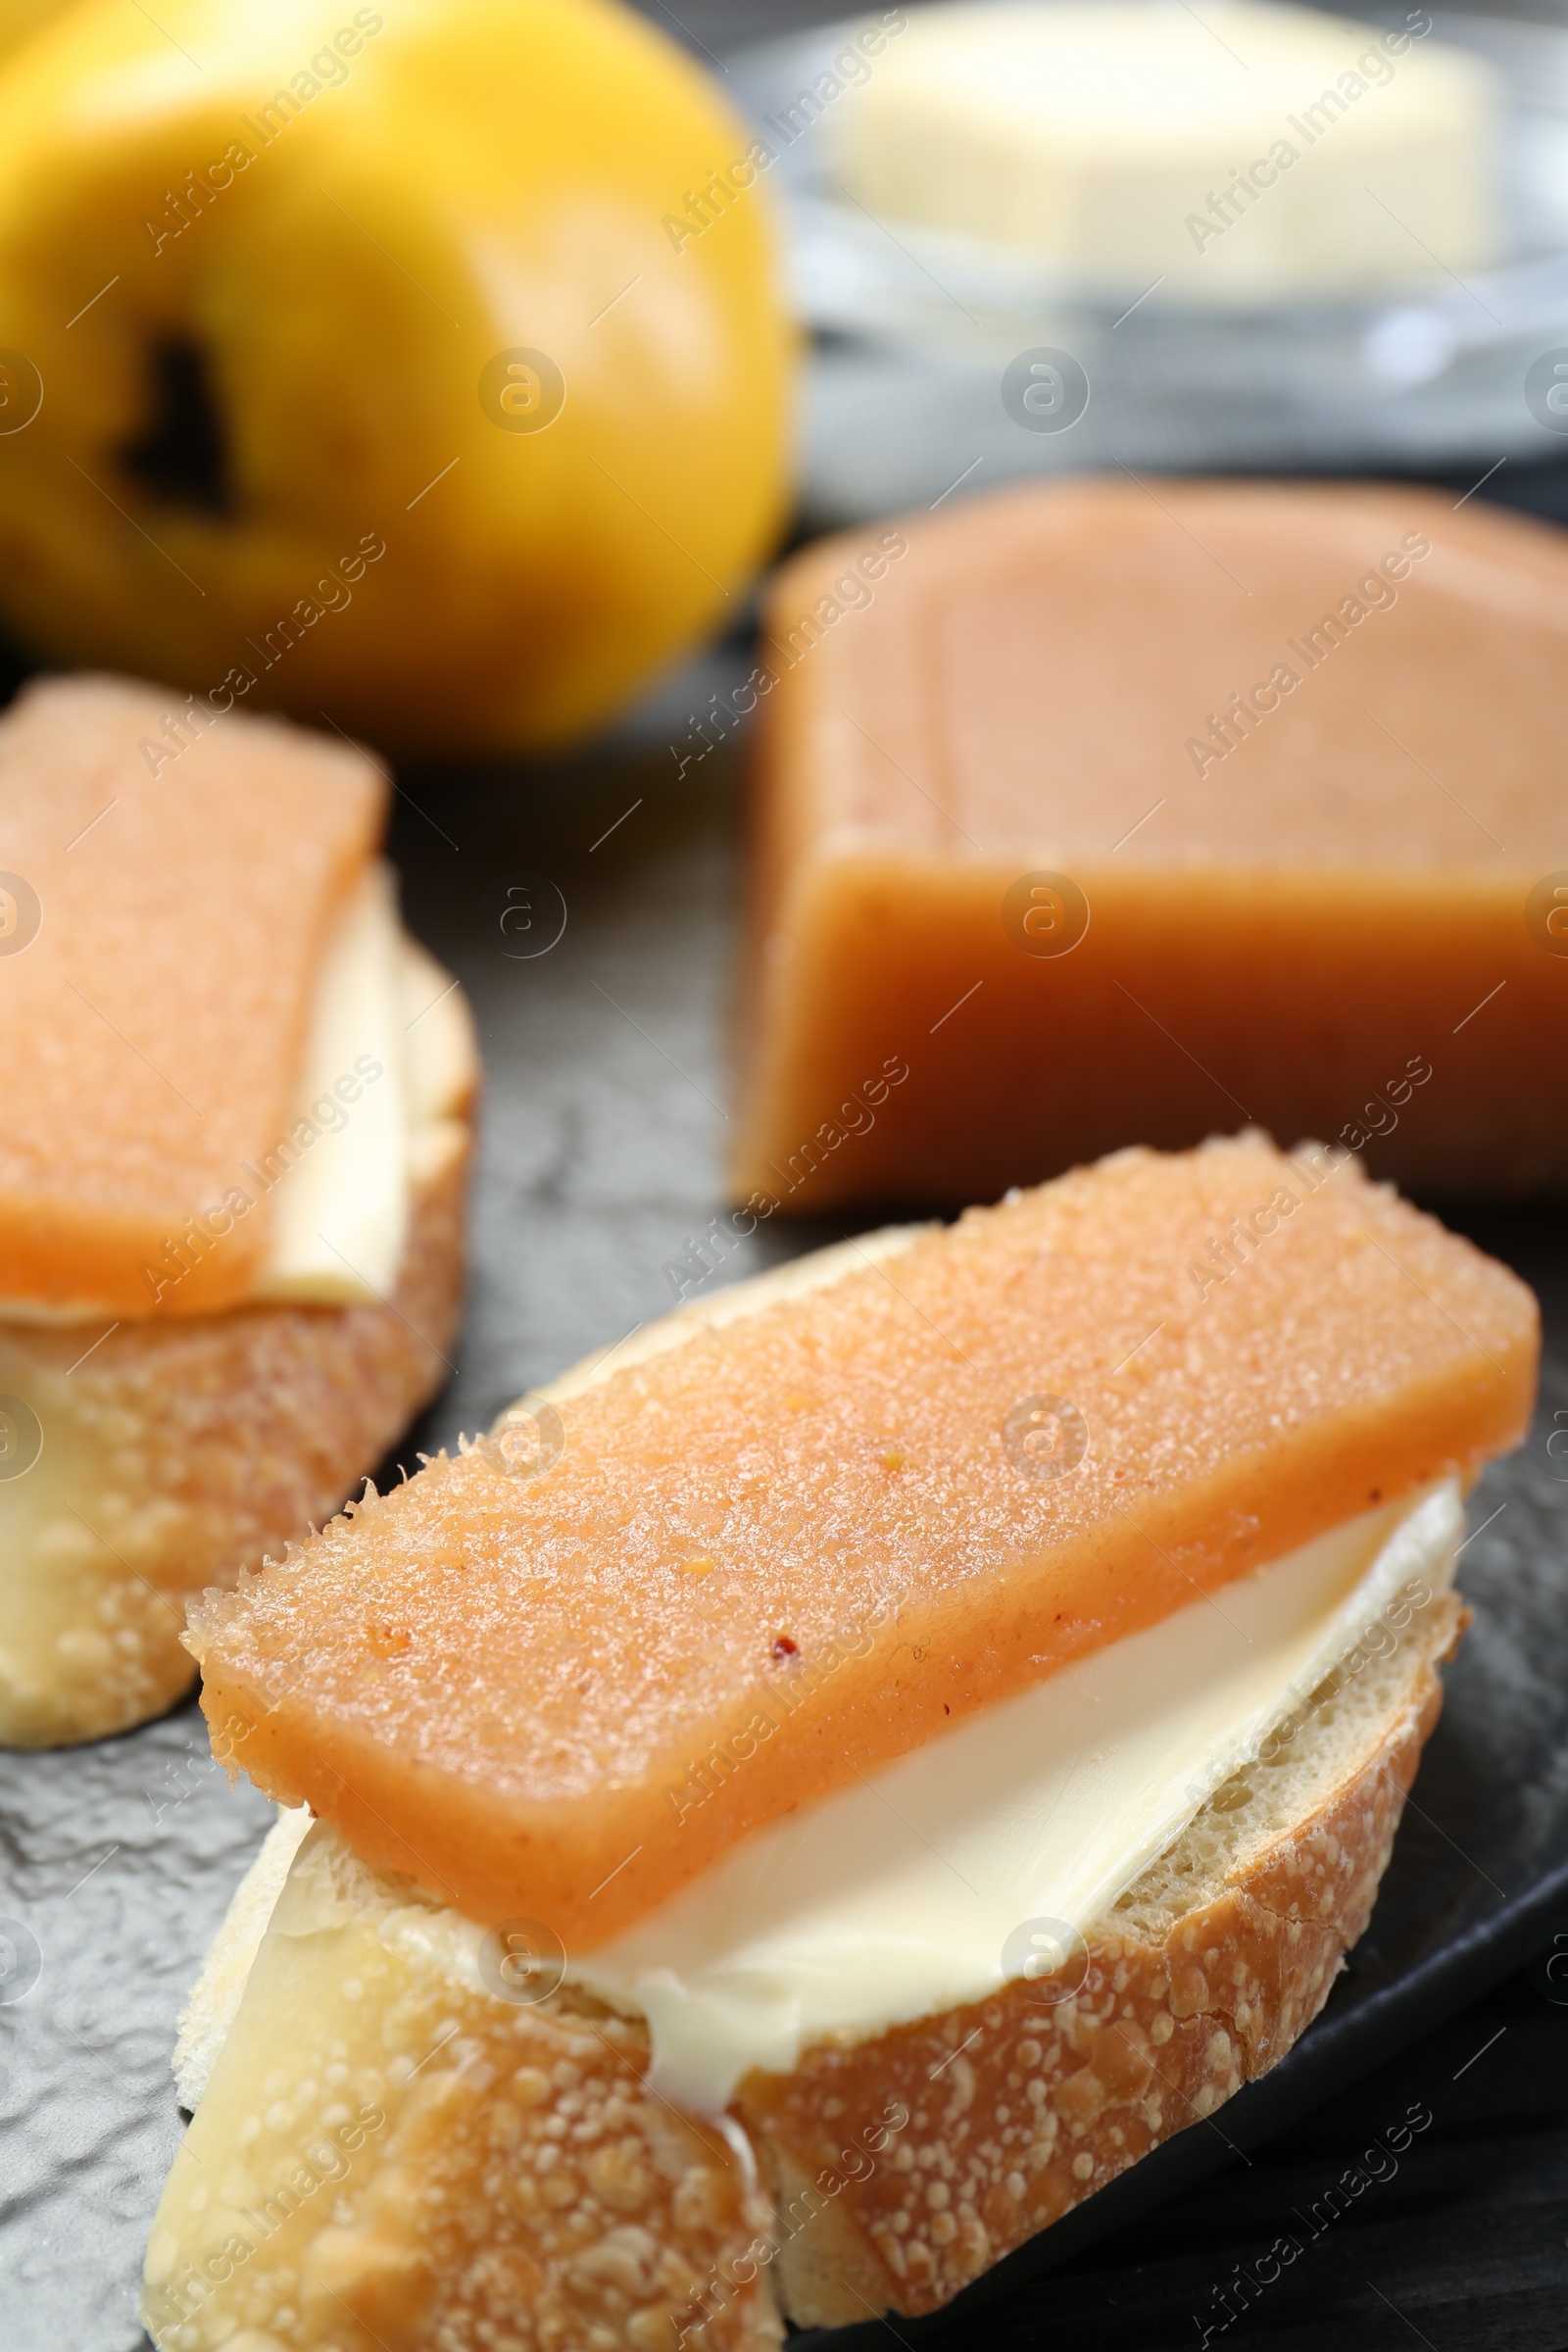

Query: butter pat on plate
[[833, 0, 1501, 301]]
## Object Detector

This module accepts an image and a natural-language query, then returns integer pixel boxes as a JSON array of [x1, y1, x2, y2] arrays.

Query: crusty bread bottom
[[145, 1576, 1461, 2349], [0, 1130, 469, 1748], [738, 1588, 1464, 2327]]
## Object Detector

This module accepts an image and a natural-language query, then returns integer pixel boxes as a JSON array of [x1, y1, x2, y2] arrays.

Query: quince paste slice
[[0, 673, 382, 1315], [191, 1134, 1536, 1949]]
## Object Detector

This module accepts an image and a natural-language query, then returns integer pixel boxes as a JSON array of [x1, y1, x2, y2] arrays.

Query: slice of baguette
[[143, 1554, 1463, 2349], [0, 941, 476, 1748]]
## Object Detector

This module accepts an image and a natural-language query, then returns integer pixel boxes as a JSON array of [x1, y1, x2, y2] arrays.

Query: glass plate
[[725, 7, 1568, 516]]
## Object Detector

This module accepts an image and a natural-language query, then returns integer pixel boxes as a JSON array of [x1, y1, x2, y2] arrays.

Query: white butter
[[573, 1482, 1461, 2111], [252, 862, 409, 1306], [836, 1, 1501, 301]]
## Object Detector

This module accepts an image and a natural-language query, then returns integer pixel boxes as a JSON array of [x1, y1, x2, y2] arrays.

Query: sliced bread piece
[[143, 1526, 1463, 2347]]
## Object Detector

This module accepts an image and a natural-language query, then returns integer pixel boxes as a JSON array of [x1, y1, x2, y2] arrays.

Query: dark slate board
[[2, 690, 1568, 2351]]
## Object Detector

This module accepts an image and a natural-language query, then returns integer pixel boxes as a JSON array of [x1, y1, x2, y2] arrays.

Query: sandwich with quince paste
[[146, 1133, 1534, 2348], [0, 674, 475, 1746]]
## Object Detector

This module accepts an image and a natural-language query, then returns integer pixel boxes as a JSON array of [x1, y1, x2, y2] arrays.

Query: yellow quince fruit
[[0, 0, 792, 755], [0, 0, 80, 68]]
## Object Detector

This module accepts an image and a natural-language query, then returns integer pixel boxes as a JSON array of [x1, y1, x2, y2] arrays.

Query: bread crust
[[0, 1119, 471, 1748], [733, 1593, 1463, 2327], [144, 1851, 785, 2352], [288, 1991, 785, 2352]]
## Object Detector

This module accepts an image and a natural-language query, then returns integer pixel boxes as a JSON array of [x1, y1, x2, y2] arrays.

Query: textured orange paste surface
[[0, 674, 383, 1313], [193, 1136, 1536, 1948]]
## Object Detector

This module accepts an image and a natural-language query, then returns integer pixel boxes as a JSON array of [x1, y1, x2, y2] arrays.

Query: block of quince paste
[[834, 0, 1500, 300], [191, 1134, 1536, 1950], [732, 479, 1568, 1215], [0, 672, 382, 1315]]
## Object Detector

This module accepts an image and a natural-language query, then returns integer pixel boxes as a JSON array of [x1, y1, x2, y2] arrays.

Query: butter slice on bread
[[0, 676, 476, 1745], [147, 1138, 1536, 2346]]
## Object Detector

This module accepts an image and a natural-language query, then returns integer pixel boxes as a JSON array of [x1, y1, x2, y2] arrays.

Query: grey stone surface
[[2, 728, 1566, 2351], [0, 1711, 273, 2351]]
